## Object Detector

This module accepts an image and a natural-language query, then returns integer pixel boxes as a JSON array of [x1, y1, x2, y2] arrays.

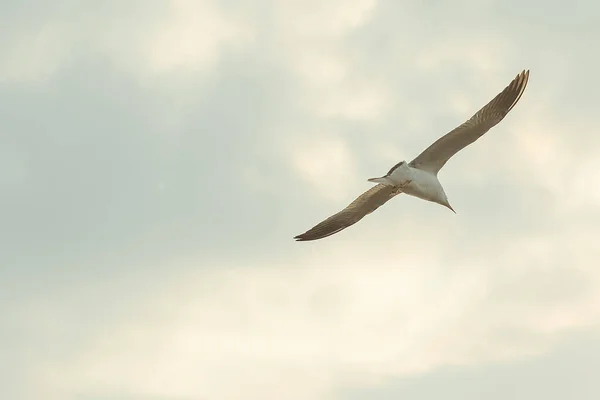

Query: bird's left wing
[[294, 183, 403, 241]]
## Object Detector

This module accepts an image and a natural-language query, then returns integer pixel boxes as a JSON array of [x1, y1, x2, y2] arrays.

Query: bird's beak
[[445, 202, 456, 213]]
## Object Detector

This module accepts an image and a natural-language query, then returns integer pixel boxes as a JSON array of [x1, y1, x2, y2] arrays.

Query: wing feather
[[294, 184, 403, 241], [410, 70, 529, 174]]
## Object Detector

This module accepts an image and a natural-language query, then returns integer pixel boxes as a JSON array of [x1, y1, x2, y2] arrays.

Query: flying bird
[[294, 69, 530, 241]]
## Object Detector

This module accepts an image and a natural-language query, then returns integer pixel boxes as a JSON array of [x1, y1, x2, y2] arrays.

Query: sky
[[1, 0, 600, 399]]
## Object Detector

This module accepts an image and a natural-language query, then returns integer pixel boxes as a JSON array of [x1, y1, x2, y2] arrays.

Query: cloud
[[26, 237, 600, 400], [0, 1, 255, 84], [2, 0, 600, 399], [141, 0, 255, 76], [288, 131, 359, 202], [0, 23, 67, 84], [344, 329, 600, 400]]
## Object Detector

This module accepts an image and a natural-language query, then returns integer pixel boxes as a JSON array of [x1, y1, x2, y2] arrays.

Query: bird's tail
[[367, 176, 390, 184]]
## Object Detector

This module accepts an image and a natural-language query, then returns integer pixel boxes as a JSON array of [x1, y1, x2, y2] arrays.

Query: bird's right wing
[[294, 183, 403, 241], [410, 69, 529, 174]]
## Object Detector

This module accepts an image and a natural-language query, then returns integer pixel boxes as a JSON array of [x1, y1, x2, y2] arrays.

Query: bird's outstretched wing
[[410, 69, 529, 174], [294, 184, 403, 241]]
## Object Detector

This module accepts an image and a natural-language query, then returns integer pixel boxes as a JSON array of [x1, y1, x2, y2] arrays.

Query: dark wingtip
[[293, 232, 310, 241], [293, 224, 347, 242], [294, 232, 319, 241], [494, 69, 530, 118]]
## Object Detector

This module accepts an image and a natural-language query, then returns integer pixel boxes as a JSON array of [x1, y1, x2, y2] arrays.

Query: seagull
[[294, 69, 529, 241]]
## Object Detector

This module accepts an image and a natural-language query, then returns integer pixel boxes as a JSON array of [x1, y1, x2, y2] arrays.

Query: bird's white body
[[403, 167, 448, 204], [369, 161, 451, 208]]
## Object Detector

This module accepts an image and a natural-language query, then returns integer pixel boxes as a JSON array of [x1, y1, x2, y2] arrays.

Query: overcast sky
[[2, 1, 600, 399]]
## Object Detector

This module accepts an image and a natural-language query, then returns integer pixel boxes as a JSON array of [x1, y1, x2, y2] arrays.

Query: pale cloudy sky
[[2, 0, 600, 399]]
